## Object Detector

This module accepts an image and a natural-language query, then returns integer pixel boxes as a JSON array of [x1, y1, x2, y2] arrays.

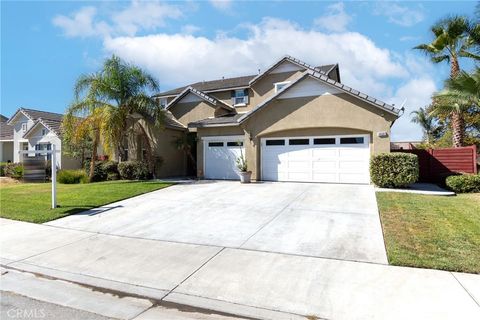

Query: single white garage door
[[261, 135, 370, 184], [204, 136, 244, 180]]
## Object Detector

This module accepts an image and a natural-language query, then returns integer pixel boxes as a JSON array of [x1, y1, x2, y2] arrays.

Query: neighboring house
[[6, 108, 81, 169], [147, 55, 402, 183], [390, 141, 422, 151], [0, 115, 14, 162]]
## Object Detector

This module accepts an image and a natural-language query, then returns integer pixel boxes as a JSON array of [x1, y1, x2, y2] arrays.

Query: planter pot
[[238, 171, 252, 183]]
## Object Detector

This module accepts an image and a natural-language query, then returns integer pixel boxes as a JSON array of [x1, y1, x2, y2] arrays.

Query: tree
[[65, 55, 164, 177], [172, 133, 197, 173], [410, 107, 443, 144], [433, 68, 480, 146], [414, 15, 478, 78]]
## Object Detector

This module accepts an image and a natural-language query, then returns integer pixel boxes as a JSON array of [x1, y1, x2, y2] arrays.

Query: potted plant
[[236, 148, 252, 183]]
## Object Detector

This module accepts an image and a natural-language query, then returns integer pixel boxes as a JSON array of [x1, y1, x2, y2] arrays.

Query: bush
[[0, 162, 7, 176], [370, 153, 419, 188], [107, 172, 120, 181], [118, 161, 150, 180], [84, 160, 108, 182], [445, 174, 480, 193], [4, 163, 24, 179], [57, 169, 88, 184]]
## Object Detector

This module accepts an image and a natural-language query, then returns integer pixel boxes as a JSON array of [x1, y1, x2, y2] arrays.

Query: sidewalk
[[1, 218, 479, 320]]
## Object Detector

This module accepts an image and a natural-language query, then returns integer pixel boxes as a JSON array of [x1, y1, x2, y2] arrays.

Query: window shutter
[[47, 144, 51, 150], [243, 89, 249, 104], [35, 144, 40, 150], [231, 90, 235, 105]]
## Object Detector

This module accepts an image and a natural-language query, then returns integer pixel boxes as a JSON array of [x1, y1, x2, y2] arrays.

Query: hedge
[[57, 169, 88, 184], [118, 161, 150, 180], [370, 153, 419, 188], [445, 174, 480, 193]]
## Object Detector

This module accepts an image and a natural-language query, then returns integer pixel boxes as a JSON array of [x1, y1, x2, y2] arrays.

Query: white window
[[274, 81, 291, 93], [232, 89, 248, 106], [21, 123, 27, 132], [42, 128, 48, 136]]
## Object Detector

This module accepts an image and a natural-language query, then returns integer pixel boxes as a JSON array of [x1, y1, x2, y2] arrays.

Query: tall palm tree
[[67, 55, 164, 175], [433, 68, 480, 147], [410, 107, 442, 144], [414, 15, 478, 78]]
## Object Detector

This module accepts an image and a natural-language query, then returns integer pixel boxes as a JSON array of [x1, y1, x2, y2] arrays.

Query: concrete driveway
[[46, 181, 388, 264]]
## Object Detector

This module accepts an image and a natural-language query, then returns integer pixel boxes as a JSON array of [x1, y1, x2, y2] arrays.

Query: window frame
[[265, 139, 285, 146], [208, 141, 224, 147], [232, 89, 248, 106], [21, 123, 27, 132], [41, 128, 48, 136], [288, 138, 310, 146], [340, 137, 365, 145]]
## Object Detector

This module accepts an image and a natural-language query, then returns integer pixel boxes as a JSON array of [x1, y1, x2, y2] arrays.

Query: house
[[6, 108, 81, 169], [0, 115, 14, 162], [148, 55, 402, 184]]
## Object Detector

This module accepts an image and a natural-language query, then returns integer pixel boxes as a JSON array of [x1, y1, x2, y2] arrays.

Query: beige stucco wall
[[240, 93, 395, 180], [249, 70, 304, 109], [169, 101, 216, 127], [195, 126, 245, 178], [127, 119, 187, 178]]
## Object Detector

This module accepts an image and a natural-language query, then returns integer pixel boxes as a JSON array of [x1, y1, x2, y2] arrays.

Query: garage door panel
[[262, 135, 370, 184], [312, 161, 336, 171], [312, 149, 337, 158], [205, 139, 242, 180]]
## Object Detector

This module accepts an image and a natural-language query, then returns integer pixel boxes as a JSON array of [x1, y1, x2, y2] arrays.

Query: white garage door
[[204, 136, 244, 180], [261, 135, 370, 184]]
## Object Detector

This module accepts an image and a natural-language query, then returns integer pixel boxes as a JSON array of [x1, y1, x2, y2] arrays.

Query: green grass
[[0, 180, 172, 223], [376, 192, 480, 274]]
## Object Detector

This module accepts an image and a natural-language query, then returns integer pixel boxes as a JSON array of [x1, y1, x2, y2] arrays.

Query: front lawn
[[377, 192, 480, 274], [0, 180, 172, 223]]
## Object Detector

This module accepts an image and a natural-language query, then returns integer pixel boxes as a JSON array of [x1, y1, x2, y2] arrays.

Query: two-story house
[[138, 55, 402, 184], [6, 108, 81, 169]]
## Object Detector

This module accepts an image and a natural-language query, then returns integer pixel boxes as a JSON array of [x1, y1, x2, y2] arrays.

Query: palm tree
[[410, 107, 443, 144], [433, 68, 480, 146], [414, 15, 478, 78], [67, 55, 164, 175]]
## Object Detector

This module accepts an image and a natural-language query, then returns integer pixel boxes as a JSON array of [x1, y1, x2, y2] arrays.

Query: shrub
[[107, 172, 120, 181], [102, 161, 118, 174], [84, 160, 108, 182], [445, 174, 480, 193], [4, 163, 24, 179], [57, 169, 88, 184], [0, 162, 7, 176], [118, 161, 150, 180], [370, 153, 419, 188]]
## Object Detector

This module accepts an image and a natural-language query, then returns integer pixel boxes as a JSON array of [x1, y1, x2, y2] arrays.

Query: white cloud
[[52, 6, 110, 38], [314, 2, 352, 33], [373, 3, 424, 27], [181, 24, 201, 35], [52, 1, 182, 38], [209, 0, 232, 11], [111, 0, 183, 36], [389, 77, 437, 141]]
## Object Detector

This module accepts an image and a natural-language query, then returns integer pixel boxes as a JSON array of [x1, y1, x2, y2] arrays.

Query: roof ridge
[[22, 107, 64, 117]]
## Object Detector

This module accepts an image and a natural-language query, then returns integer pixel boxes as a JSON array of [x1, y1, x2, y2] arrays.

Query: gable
[[279, 77, 342, 99], [177, 92, 204, 104], [269, 60, 305, 74]]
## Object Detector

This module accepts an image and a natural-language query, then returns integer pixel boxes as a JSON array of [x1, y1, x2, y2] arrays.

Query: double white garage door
[[204, 134, 370, 184]]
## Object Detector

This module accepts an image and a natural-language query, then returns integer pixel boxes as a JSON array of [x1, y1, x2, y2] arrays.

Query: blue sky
[[1, 1, 477, 140]]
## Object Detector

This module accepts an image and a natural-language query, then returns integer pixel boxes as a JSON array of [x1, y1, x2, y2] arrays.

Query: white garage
[[203, 136, 244, 180], [261, 134, 370, 184]]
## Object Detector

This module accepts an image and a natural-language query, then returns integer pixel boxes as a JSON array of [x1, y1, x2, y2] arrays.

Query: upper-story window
[[274, 81, 291, 93], [231, 89, 249, 106], [42, 128, 48, 136], [21, 123, 27, 132], [159, 98, 168, 108]]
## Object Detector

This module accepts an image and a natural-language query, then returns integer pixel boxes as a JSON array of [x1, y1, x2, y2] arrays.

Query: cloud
[[104, 17, 407, 98], [389, 77, 437, 141], [314, 2, 352, 33], [373, 3, 424, 27], [181, 24, 201, 35], [111, 1, 182, 36], [209, 0, 232, 11], [52, 1, 182, 38], [52, 6, 110, 38]]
